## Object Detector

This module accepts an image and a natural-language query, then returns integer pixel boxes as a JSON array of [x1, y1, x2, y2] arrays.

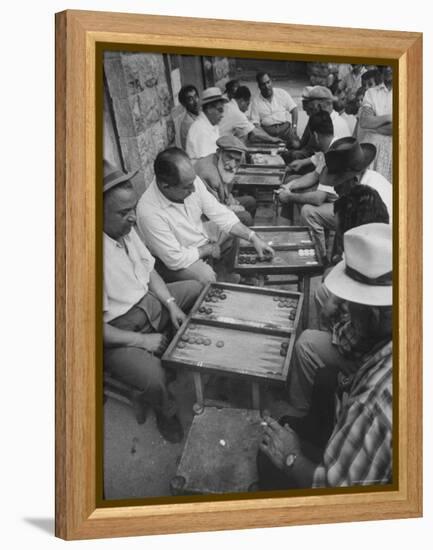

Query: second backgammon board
[[234, 226, 324, 276], [162, 283, 303, 384], [232, 165, 287, 190]]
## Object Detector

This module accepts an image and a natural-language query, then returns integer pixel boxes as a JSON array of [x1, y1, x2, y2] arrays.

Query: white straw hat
[[325, 223, 392, 306]]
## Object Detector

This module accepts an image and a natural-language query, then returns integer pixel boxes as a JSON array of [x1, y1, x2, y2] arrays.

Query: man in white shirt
[[278, 137, 392, 260], [178, 84, 200, 150], [219, 85, 281, 144], [136, 148, 274, 285], [186, 87, 227, 162], [250, 72, 299, 146], [103, 161, 202, 443]]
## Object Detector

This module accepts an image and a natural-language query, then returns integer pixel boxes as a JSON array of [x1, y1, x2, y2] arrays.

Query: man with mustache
[[178, 84, 200, 151], [250, 72, 299, 147], [194, 135, 256, 227], [103, 161, 202, 443]]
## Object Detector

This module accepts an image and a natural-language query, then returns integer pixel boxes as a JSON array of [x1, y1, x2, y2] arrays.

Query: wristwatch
[[248, 230, 256, 242], [166, 296, 176, 305], [285, 452, 297, 468]]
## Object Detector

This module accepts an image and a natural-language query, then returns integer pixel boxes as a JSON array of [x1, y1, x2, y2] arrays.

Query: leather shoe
[[156, 413, 184, 444]]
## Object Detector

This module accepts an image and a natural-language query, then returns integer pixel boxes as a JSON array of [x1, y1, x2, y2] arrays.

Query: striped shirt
[[313, 340, 393, 487]]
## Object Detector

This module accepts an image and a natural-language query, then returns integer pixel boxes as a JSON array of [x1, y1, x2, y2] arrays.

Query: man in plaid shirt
[[258, 223, 393, 488]]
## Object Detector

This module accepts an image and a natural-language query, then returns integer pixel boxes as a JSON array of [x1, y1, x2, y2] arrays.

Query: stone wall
[[103, 52, 175, 197]]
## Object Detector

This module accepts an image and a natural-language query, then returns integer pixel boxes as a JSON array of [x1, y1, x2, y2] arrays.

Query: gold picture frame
[[55, 9, 422, 540]]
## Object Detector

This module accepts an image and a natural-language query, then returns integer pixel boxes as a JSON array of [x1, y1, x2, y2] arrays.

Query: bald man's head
[[154, 147, 196, 203]]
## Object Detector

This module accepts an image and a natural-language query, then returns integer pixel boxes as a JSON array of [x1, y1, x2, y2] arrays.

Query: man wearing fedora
[[186, 87, 227, 162], [278, 137, 392, 261], [194, 135, 257, 227], [103, 160, 202, 443], [258, 223, 393, 488], [136, 147, 274, 285], [250, 72, 299, 147]]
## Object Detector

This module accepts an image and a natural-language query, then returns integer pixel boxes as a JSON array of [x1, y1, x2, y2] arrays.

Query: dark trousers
[[257, 366, 337, 490], [104, 281, 201, 417]]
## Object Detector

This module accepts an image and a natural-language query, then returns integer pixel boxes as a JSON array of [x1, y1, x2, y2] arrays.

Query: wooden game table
[[232, 164, 289, 221], [234, 226, 324, 328], [162, 282, 303, 413]]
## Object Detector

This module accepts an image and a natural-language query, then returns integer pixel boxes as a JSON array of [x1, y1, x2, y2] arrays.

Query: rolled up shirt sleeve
[[137, 212, 200, 271]]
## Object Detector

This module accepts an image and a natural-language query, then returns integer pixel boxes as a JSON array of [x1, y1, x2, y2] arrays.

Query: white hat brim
[[324, 260, 392, 306]]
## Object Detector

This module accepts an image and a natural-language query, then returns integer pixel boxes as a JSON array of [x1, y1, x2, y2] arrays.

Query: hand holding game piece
[[260, 416, 301, 471], [250, 233, 275, 260], [167, 301, 187, 329]]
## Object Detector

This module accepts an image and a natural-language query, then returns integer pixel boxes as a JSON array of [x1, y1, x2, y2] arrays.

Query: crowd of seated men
[[103, 63, 393, 489]]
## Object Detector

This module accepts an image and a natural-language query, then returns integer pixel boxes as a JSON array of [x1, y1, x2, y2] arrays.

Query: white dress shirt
[[103, 229, 155, 322], [330, 110, 351, 140], [219, 99, 255, 140], [136, 177, 239, 271], [317, 169, 393, 223], [250, 88, 297, 126], [186, 112, 220, 162]]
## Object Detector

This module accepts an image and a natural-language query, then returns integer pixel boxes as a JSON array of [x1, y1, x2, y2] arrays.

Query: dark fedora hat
[[103, 160, 138, 193], [321, 137, 376, 187]]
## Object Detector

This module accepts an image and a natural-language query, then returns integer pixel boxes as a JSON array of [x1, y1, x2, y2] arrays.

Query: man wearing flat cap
[[136, 147, 274, 285], [194, 135, 256, 227], [258, 223, 393, 489], [186, 87, 227, 162], [103, 160, 202, 443], [288, 86, 351, 173]]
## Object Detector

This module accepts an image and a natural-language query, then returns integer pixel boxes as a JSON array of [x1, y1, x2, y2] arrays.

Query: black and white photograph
[[102, 51, 393, 499]]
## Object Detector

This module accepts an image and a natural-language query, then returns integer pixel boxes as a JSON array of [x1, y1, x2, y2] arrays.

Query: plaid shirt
[[332, 316, 375, 360], [313, 340, 393, 487]]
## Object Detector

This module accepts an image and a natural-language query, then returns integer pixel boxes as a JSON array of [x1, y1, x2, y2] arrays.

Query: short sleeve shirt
[[250, 88, 297, 126], [103, 229, 155, 322], [219, 99, 255, 139]]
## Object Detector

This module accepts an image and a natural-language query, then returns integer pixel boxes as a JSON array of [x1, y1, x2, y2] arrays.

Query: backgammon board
[[234, 226, 324, 276], [162, 283, 303, 384], [232, 165, 287, 189]]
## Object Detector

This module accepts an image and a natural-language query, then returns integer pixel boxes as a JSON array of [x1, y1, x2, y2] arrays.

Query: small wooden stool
[[170, 407, 263, 495]]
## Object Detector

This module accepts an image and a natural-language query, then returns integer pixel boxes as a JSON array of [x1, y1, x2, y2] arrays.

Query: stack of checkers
[[238, 254, 272, 264], [177, 332, 225, 349], [298, 249, 315, 257], [273, 296, 297, 321], [198, 287, 227, 316], [280, 340, 290, 357]]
